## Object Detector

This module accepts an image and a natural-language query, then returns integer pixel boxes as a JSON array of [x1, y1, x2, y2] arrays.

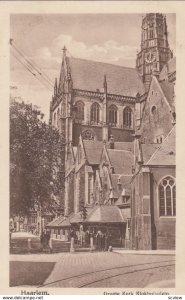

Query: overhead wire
[[11, 49, 53, 92], [10, 39, 54, 87], [10, 39, 54, 90]]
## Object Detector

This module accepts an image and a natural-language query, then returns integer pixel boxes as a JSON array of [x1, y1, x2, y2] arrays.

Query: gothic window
[[123, 107, 133, 129], [91, 102, 100, 124], [75, 101, 84, 122], [149, 28, 154, 39], [159, 176, 176, 217], [82, 130, 95, 141], [108, 104, 117, 126]]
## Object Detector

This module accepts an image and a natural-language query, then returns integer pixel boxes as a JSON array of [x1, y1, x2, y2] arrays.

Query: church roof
[[68, 57, 146, 97], [46, 215, 65, 227], [84, 205, 126, 223], [159, 81, 175, 109], [83, 140, 103, 165], [141, 143, 159, 164], [146, 126, 175, 166], [107, 149, 134, 174], [113, 142, 134, 153]]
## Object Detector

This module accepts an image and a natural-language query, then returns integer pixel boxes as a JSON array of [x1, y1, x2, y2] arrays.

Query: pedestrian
[[96, 230, 102, 251], [104, 232, 109, 251], [85, 230, 90, 246], [101, 232, 105, 251], [46, 230, 51, 247], [40, 230, 44, 250]]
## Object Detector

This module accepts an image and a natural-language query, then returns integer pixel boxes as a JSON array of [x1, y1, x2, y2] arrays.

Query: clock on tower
[[136, 13, 173, 90]]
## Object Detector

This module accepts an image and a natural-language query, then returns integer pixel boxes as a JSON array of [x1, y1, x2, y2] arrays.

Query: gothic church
[[48, 13, 176, 250]]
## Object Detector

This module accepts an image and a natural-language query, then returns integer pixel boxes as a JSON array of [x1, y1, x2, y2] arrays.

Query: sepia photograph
[[9, 11, 176, 290]]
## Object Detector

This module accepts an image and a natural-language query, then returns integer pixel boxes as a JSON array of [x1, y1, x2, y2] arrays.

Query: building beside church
[[48, 13, 176, 250]]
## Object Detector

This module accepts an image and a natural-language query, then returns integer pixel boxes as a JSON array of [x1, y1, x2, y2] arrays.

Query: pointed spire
[[103, 74, 107, 91], [62, 45, 67, 57]]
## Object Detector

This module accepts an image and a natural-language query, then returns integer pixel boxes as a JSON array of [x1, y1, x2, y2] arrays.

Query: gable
[[83, 140, 103, 165], [141, 76, 174, 143], [100, 145, 111, 169]]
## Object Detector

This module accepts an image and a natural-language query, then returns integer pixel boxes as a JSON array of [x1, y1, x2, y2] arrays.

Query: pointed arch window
[[91, 102, 100, 124], [108, 104, 117, 126], [159, 176, 176, 217], [123, 107, 133, 129], [75, 101, 84, 122]]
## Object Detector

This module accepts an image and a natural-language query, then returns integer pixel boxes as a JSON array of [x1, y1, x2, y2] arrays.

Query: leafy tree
[[10, 100, 65, 217]]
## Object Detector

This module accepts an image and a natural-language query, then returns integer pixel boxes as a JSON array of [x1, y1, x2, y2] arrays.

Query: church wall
[[73, 124, 103, 145], [141, 77, 173, 143], [131, 166, 176, 250], [110, 127, 134, 142], [150, 167, 176, 250]]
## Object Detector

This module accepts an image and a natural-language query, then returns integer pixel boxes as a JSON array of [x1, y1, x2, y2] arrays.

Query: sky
[[10, 14, 176, 121]]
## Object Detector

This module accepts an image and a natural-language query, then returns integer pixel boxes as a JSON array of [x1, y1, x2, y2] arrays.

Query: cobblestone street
[[42, 252, 175, 288]]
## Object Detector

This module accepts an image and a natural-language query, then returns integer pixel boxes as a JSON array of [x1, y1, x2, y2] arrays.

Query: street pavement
[[10, 234, 175, 288], [41, 251, 175, 288]]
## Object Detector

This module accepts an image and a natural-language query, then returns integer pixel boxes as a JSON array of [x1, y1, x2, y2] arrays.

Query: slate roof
[[83, 140, 103, 165], [113, 142, 134, 153], [70, 208, 93, 224], [141, 144, 159, 164], [159, 81, 175, 109], [46, 215, 65, 228], [84, 205, 126, 223], [68, 57, 145, 97], [107, 149, 134, 174], [146, 126, 175, 166]]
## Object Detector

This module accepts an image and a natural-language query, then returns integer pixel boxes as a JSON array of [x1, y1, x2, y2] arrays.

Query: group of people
[[95, 230, 112, 251], [70, 228, 112, 251]]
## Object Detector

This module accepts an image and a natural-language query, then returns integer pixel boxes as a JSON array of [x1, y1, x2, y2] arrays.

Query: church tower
[[136, 13, 173, 90]]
